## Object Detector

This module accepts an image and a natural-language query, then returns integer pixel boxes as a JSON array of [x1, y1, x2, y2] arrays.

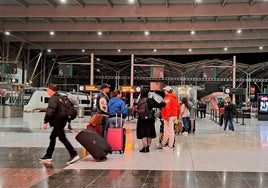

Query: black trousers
[[45, 124, 77, 158]]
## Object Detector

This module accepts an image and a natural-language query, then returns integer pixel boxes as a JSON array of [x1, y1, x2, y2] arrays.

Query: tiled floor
[[1, 112, 268, 187]]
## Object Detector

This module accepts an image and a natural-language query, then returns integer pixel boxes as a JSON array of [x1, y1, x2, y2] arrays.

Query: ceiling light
[[188, 48, 192, 52], [49, 31, 55, 36], [128, 0, 135, 4], [259, 46, 263, 50], [117, 49, 121, 52], [236, 29, 242, 34], [224, 47, 228, 51], [60, 0, 66, 3], [47, 49, 51, 53], [153, 49, 157, 53], [5, 31, 10, 35], [97, 31, 102, 36], [82, 49, 85, 53], [144, 31, 150, 35], [190, 31, 195, 35]]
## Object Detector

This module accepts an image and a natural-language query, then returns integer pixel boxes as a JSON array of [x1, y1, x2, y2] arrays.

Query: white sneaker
[[163, 146, 174, 151], [67, 154, 80, 165], [157, 143, 164, 149], [182, 132, 188, 136]]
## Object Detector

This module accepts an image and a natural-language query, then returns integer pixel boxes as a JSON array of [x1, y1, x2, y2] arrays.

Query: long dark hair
[[140, 88, 149, 99], [182, 97, 190, 109]]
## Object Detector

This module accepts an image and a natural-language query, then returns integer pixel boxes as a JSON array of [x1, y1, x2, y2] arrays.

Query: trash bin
[[78, 106, 84, 118]]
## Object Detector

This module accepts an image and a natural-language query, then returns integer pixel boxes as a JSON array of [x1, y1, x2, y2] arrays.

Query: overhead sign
[[121, 86, 136, 93], [231, 88, 246, 94], [79, 85, 99, 92], [224, 88, 246, 94]]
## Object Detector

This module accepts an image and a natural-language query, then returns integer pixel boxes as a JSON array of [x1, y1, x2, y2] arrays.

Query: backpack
[[58, 95, 78, 122], [137, 98, 152, 120]]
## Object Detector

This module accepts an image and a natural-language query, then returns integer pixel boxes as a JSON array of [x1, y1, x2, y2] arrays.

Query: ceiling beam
[[2, 20, 268, 31], [14, 0, 28, 8], [0, 4, 267, 18], [37, 48, 268, 56], [9, 31, 268, 42], [23, 40, 268, 51]]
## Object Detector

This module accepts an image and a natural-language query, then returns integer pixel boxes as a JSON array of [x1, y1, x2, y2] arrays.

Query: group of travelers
[[217, 96, 236, 135], [137, 86, 194, 153], [39, 83, 194, 164]]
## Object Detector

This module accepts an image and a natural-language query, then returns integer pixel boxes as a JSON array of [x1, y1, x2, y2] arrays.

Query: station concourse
[[0, 112, 268, 188]]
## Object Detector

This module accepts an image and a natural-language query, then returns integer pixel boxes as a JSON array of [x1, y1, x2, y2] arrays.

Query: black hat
[[101, 83, 110, 89]]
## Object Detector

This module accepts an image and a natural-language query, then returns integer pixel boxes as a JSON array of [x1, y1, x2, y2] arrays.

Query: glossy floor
[[1, 113, 268, 187]]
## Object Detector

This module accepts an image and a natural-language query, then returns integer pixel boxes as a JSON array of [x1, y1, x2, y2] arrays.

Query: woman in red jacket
[[160, 86, 181, 151]]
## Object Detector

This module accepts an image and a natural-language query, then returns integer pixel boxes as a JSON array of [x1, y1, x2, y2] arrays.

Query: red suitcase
[[107, 128, 126, 153], [107, 114, 126, 153]]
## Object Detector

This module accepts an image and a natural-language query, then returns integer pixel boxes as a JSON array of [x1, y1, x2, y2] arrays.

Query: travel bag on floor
[[174, 119, 183, 134], [87, 123, 103, 136], [75, 129, 111, 161], [107, 128, 126, 153], [107, 114, 126, 153]]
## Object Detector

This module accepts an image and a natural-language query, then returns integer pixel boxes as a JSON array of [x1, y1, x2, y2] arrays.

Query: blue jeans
[[224, 116, 234, 131], [182, 117, 190, 132], [108, 117, 124, 128], [102, 117, 109, 138]]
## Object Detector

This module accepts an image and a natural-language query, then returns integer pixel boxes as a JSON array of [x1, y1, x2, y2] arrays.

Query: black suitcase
[[75, 129, 112, 161]]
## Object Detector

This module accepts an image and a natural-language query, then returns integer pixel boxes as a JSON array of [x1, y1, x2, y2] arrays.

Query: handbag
[[174, 119, 183, 133], [88, 113, 103, 127]]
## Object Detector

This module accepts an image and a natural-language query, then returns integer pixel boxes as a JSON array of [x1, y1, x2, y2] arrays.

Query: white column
[[130, 54, 134, 108], [232, 56, 236, 104]]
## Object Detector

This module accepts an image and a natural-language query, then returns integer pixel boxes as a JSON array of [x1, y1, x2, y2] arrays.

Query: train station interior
[[0, 0, 268, 187]]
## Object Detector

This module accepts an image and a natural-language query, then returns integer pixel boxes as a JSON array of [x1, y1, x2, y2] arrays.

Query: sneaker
[[163, 146, 174, 151], [157, 143, 164, 149], [182, 132, 188, 136], [67, 154, 80, 164], [39, 156, 52, 162]]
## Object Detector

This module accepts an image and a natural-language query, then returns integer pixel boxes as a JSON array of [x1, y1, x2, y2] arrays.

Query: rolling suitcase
[[107, 114, 126, 153], [75, 129, 112, 161]]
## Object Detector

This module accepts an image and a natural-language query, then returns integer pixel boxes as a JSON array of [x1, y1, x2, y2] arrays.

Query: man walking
[[39, 84, 79, 164]]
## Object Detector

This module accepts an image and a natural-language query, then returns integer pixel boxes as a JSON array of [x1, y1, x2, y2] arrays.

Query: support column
[[232, 56, 236, 104], [130, 54, 134, 108]]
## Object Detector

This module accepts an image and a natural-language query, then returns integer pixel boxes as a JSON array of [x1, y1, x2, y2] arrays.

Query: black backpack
[[137, 98, 152, 120], [58, 95, 78, 122]]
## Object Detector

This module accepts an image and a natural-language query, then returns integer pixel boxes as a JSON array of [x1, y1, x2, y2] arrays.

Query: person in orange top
[[160, 86, 181, 151]]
